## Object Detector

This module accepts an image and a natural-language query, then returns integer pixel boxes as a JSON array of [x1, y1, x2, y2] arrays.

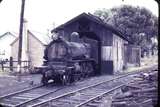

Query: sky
[[0, 0, 158, 34]]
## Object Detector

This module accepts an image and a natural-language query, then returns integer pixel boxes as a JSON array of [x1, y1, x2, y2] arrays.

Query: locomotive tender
[[40, 36, 96, 85]]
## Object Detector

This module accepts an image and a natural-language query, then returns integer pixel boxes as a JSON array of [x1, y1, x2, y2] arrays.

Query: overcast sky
[[0, 0, 158, 34]]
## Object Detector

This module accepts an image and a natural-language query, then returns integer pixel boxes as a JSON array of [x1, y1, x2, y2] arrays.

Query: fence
[[0, 58, 30, 72], [125, 45, 141, 67]]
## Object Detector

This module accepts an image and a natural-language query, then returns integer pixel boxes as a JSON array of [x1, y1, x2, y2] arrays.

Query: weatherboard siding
[[112, 34, 125, 72], [28, 32, 45, 67], [11, 32, 45, 71]]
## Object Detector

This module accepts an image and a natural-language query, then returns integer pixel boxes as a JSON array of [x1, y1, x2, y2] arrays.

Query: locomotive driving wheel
[[79, 62, 86, 78], [86, 62, 94, 76], [83, 62, 89, 78], [41, 75, 48, 85], [81, 62, 93, 78]]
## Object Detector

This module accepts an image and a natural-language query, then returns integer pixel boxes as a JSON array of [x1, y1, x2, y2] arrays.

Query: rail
[[0, 84, 65, 107], [29, 66, 157, 107]]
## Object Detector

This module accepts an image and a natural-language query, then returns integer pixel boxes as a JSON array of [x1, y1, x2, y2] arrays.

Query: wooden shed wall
[[125, 45, 141, 66], [112, 34, 126, 72]]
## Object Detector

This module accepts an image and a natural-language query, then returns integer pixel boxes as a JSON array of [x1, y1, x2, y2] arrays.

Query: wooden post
[[17, 0, 26, 81], [17, 0, 26, 74], [138, 47, 141, 66], [9, 57, 13, 71], [1, 60, 4, 71]]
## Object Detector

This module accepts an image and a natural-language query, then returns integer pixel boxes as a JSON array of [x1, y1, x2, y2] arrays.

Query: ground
[[124, 55, 158, 72], [0, 55, 158, 96]]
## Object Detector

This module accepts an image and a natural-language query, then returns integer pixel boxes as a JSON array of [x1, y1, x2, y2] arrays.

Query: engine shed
[[51, 12, 132, 74]]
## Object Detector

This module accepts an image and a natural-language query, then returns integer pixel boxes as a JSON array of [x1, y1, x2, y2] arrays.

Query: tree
[[94, 5, 158, 57], [94, 5, 158, 44]]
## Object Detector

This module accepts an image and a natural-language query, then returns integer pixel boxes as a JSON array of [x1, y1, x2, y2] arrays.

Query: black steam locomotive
[[40, 36, 97, 85]]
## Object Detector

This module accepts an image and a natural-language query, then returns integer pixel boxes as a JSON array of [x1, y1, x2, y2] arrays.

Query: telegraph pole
[[17, 0, 26, 80]]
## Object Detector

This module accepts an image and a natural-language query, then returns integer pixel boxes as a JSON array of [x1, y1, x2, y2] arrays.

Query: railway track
[[29, 75, 135, 107], [0, 84, 64, 107], [29, 66, 157, 107], [75, 84, 125, 107], [0, 65, 157, 107], [76, 70, 158, 107], [0, 84, 43, 100]]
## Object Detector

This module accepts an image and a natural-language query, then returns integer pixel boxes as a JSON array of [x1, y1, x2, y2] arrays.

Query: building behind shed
[[10, 29, 51, 72]]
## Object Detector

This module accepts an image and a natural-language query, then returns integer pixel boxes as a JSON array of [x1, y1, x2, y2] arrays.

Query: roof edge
[[0, 32, 17, 39], [51, 12, 132, 43]]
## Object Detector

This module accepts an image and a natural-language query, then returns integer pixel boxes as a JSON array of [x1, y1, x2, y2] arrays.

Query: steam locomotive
[[40, 36, 97, 85]]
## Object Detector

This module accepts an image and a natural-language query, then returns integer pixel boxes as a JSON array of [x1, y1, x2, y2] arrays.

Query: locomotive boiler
[[41, 37, 96, 85]]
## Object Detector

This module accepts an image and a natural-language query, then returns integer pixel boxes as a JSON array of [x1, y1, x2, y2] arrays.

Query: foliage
[[94, 5, 158, 45], [94, 5, 158, 56]]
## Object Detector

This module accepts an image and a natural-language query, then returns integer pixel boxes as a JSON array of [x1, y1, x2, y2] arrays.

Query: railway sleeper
[[55, 99, 84, 104], [51, 103, 73, 107], [0, 99, 21, 106], [80, 92, 100, 96], [0, 102, 18, 107], [2, 97, 26, 103], [67, 95, 91, 101], [20, 92, 41, 96], [79, 93, 96, 97], [11, 96, 33, 101], [86, 103, 99, 107], [92, 100, 104, 104]]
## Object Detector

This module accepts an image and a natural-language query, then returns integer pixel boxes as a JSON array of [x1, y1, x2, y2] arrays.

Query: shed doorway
[[78, 31, 102, 74]]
